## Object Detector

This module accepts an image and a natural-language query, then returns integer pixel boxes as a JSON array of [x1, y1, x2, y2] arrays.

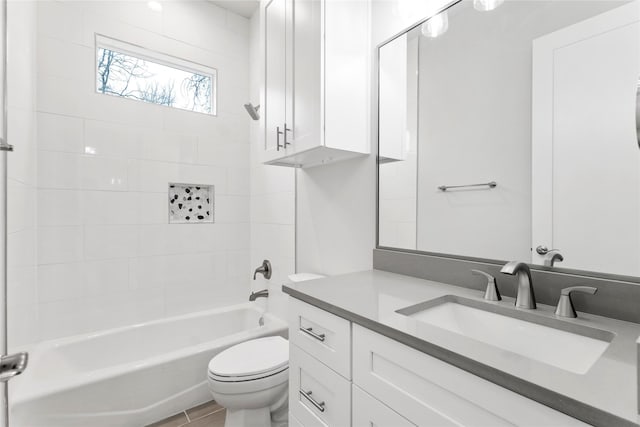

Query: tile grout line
[[184, 410, 191, 423], [187, 407, 226, 424]]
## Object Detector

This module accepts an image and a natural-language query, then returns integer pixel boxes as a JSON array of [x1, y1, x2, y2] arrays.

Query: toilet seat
[[208, 365, 288, 382], [208, 336, 289, 382], [208, 366, 289, 395]]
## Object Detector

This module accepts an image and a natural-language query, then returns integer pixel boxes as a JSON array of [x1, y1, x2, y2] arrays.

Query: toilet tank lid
[[208, 336, 288, 378], [288, 273, 325, 283]]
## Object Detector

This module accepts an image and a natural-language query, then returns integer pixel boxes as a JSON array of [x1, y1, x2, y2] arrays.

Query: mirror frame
[[374, 0, 640, 285]]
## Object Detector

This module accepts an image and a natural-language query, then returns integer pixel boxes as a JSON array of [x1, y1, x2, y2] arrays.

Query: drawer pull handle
[[300, 327, 325, 342], [300, 389, 325, 412]]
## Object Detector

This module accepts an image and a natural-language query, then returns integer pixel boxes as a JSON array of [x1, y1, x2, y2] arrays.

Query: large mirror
[[377, 0, 640, 279]]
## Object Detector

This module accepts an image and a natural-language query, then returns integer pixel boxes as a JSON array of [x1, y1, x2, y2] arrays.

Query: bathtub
[[10, 303, 288, 427]]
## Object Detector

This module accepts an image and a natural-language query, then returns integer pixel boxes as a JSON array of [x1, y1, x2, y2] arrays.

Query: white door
[[264, 0, 287, 159], [532, 1, 640, 276]]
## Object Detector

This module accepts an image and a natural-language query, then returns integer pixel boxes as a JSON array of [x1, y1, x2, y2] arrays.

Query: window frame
[[94, 34, 217, 116]]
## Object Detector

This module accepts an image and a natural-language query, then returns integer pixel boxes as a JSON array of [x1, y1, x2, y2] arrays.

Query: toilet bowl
[[207, 336, 289, 427]]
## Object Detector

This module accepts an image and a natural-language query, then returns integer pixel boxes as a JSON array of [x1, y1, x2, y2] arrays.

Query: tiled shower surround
[[25, 1, 252, 344]]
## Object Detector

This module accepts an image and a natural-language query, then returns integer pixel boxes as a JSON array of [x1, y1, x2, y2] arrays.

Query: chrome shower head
[[244, 103, 260, 120]]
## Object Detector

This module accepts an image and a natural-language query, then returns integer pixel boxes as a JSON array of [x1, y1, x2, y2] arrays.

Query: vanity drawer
[[352, 325, 589, 427], [352, 384, 415, 427], [289, 344, 351, 427], [289, 298, 351, 378]]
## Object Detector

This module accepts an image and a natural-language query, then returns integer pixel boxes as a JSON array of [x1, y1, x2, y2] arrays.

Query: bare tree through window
[[96, 46, 214, 114]]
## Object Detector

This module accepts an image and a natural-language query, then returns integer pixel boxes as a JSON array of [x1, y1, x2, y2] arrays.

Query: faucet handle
[[543, 250, 564, 267], [471, 269, 501, 302], [253, 260, 272, 280], [555, 286, 597, 318]]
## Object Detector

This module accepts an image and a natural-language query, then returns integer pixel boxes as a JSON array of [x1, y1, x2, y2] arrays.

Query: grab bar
[[438, 181, 497, 192]]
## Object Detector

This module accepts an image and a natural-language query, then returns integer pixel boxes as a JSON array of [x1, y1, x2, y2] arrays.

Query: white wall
[[296, 158, 375, 276], [248, 10, 295, 320], [295, 0, 451, 276], [7, 0, 38, 349], [33, 0, 252, 342], [416, 5, 532, 261]]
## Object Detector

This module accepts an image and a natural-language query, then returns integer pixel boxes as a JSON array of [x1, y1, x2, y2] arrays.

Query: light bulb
[[421, 11, 449, 38], [473, 0, 504, 12]]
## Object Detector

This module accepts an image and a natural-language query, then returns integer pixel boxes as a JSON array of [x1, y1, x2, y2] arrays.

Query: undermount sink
[[396, 296, 614, 375]]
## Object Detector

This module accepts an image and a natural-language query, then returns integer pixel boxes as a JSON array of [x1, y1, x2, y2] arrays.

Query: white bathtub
[[10, 303, 287, 427]]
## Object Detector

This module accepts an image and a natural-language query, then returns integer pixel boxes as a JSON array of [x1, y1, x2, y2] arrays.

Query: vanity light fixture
[[421, 11, 449, 38], [473, 0, 504, 12], [147, 1, 162, 12]]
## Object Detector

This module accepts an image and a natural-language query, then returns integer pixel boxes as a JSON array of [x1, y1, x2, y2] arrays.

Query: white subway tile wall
[[248, 14, 295, 321], [28, 0, 252, 343], [7, 0, 38, 348]]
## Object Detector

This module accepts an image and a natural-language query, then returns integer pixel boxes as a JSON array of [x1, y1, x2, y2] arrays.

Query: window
[[95, 35, 216, 115]]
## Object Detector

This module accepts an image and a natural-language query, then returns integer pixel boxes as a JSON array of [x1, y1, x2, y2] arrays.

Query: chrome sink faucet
[[500, 261, 536, 309]]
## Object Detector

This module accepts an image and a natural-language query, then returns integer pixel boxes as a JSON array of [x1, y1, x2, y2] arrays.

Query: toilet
[[207, 336, 289, 427], [207, 273, 325, 427]]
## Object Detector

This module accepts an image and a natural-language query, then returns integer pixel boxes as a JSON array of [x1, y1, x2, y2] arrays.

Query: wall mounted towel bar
[[438, 181, 497, 192]]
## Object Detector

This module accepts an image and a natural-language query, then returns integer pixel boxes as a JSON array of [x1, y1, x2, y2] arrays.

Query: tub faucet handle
[[253, 260, 272, 280], [471, 269, 501, 302]]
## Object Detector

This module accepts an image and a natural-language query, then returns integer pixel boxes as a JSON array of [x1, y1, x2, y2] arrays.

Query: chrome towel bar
[[438, 181, 497, 192]]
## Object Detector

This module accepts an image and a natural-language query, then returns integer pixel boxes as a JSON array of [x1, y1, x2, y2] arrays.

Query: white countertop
[[283, 269, 640, 426]]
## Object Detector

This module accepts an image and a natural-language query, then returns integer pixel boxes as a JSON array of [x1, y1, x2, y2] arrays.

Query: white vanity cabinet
[[352, 385, 415, 427], [261, 0, 369, 168], [352, 325, 590, 427], [288, 299, 352, 426], [288, 298, 592, 427]]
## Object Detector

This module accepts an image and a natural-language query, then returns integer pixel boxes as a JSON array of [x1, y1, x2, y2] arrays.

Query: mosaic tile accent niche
[[169, 183, 214, 224]]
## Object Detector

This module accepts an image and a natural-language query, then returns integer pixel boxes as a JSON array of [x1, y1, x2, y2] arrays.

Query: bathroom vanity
[[283, 271, 640, 427]]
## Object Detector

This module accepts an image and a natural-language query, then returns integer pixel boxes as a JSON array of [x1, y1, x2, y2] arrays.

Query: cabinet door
[[289, 0, 322, 154], [323, 0, 369, 154], [352, 385, 416, 427], [353, 325, 589, 427], [264, 0, 287, 157]]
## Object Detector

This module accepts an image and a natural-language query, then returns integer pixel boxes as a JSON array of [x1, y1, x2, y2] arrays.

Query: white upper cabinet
[[264, 0, 288, 156], [261, 0, 370, 168]]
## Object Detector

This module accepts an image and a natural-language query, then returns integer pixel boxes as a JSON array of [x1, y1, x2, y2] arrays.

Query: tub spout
[[249, 289, 269, 301], [0, 352, 28, 382]]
